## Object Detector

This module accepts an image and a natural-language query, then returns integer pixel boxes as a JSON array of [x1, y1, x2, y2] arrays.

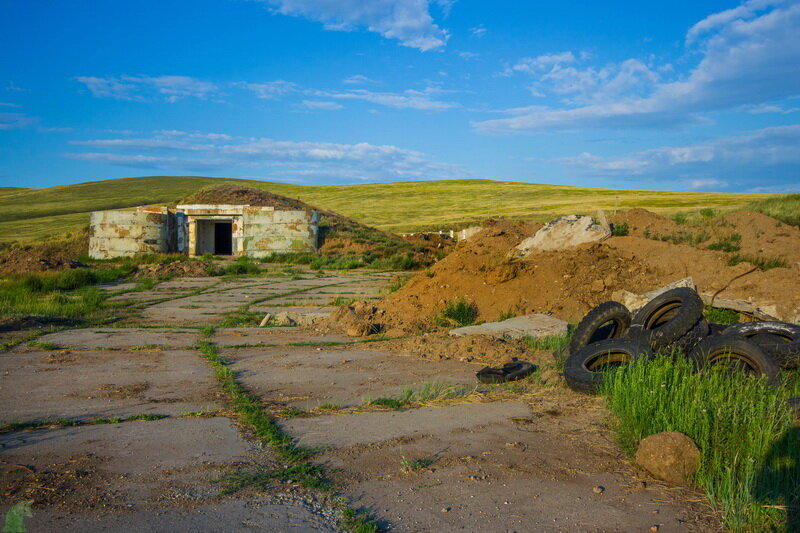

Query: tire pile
[[559, 287, 800, 394]]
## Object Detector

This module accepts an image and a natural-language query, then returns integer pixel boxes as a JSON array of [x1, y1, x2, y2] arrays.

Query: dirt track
[[1, 270, 720, 531]]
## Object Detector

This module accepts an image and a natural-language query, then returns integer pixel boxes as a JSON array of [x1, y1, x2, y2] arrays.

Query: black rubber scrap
[[631, 287, 704, 351], [688, 334, 780, 385], [476, 359, 536, 384], [562, 301, 632, 361], [563, 338, 653, 395], [722, 321, 800, 369]]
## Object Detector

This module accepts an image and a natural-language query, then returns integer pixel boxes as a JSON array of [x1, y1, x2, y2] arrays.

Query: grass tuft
[[400, 456, 433, 472], [435, 298, 478, 327], [601, 355, 800, 532], [727, 254, 789, 270]]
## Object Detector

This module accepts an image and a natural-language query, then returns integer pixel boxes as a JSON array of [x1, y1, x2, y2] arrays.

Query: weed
[[523, 332, 571, 352], [498, 309, 517, 321], [671, 213, 689, 225], [601, 355, 800, 531], [727, 254, 789, 270], [317, 403, 343, 411], [400, 380, 473, 403], [435, 298, 477, 327], [280, 408, 306, 418], [200, 325, 215, 338], [611, 223, 629, 236], [400, 456, 433, 472], [699, 207, 716, 219], [707, 233, 742, 252], [367, 397, 406, 410], [179, 411, 207, 417], [703, 306, 740, 325], [27, 341, 60, 350], [340, 508, 379, 533], [387, 274, 412, 293], [328, 296, 357, 306]]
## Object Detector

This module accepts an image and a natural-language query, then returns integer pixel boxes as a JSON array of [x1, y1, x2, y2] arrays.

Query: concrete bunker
[[89, 204, 319, 260]]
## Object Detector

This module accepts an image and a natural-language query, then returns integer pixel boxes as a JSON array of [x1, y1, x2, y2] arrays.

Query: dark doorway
[[214, 222, 233, 255]]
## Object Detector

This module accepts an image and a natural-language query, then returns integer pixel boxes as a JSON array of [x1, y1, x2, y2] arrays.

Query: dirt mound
[[180, 184, 310, 211], [134, 260, 212, 278], [360, 212, 800, 333], [0, 229, 89, 276], [716, 210, 800, 263], [609, 208, 679, 237], [366, 332, 545, 367]]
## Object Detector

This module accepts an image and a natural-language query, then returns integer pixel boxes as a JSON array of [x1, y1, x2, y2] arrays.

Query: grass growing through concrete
[[196, 340, 378, 532], [0, 413, 169, 433], [366, 380, 475, 410], [601, 355, 800, 532]]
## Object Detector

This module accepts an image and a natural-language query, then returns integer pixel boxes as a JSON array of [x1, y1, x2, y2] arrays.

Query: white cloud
[[260, 0, 450, 51], [470, 25, 486, 38], [76, 75, 221, 102], [317, 86, 456, 110], [300, 100, 343, 110], [553, 125, 800, 189], [235, 80, 299, 99], [0, 102, 21, 108], [65, 130, 468, 181], [0, 112, 36, 130], [477, 1, 800, 133], [342, 74, 378, 85]]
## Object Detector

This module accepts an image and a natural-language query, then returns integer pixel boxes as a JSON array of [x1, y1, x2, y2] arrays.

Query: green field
[[1, 176, 773, 242]]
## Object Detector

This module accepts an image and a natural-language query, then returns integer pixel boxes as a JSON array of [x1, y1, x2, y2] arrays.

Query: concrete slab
[[283, 402, 531, 448], [227, 346, 478, 409], [449, 313, 568, 340], [213, 328, 351, 347], [0, 349, 219, 423], [35, 328, 200, 349]]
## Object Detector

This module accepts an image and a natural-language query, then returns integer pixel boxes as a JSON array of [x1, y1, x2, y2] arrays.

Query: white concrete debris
[[515, 215, 611, 256], [449, 313, 568, 340]]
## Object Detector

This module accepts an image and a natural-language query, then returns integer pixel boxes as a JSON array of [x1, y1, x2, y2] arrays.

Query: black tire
[[722, 321, 800, 369], [688, 335, 780, 385], [564, 338, 653, 395], [708, 323, 727, 335], [564, 301, 632, 360], [668, 319, 710, 355], [476, 360, 536, 384], [632, 288, 704, 350]]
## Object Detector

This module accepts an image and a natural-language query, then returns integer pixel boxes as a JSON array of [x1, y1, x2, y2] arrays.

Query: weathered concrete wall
[[89, 211, 170, 259], [242, 208, 318, 258]]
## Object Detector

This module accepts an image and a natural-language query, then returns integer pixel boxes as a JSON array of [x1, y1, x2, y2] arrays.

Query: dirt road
[[1, 270, 718, 532]]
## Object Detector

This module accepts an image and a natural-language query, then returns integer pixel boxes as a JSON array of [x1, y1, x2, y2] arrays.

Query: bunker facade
[[89, 204, 319, 259]]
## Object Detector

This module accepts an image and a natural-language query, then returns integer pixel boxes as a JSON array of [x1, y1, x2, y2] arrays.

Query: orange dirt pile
[[363, 212, 800, 333], [133, 260, 212, 278], [367, 332, 551, 367], [610, 208, 800, 263], [0, 232, 89, 275]]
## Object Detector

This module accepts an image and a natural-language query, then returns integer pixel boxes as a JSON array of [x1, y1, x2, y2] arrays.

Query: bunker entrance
[[196, 220, 234, 256], [214, 222, 233, 255]]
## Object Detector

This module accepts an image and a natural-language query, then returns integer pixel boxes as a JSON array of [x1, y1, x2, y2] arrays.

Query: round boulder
[[634, 431, 700, 485]]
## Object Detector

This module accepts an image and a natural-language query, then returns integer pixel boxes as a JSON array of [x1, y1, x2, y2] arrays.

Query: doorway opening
[[213, 222, 233, 255]]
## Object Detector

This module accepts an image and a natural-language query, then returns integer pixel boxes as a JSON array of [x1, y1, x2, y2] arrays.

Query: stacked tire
[[561, 287, 799, 394]]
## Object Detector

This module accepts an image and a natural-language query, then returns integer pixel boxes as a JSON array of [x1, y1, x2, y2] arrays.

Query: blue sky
[[1, 0, 799, 192]]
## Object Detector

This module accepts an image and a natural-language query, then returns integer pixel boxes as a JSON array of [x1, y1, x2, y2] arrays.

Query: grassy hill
[[1, 176, 774, 242]]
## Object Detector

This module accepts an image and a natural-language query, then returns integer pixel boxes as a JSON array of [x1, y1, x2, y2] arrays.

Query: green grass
[[703, 306, 741, 325], [366, 380, 474, 410], [748, 194, 800, 227], [317, 402, 343, 411], [611, 222, 629, 236], [0, 413, 168, 433], [727, 254, 790, 270], [707, 233, 742, 252], [523, 332, 571, 352], [601, 355, 800, 532], [435, 298, 478, 327], [0, 266, 133, 320], [0, 176, 776, 242], [400, 456, 433, 472], [27, 340, 60, 350]]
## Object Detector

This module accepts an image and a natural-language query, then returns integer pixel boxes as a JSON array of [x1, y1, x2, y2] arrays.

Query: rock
[[458, 226, 483, 241], [258, 313, 272, 327], [274, 312, 297, 326], [449, 314, 569, 340], [611, 278, 695, 313], [592, 486, 605, 494], [635, 431, 700, 485], [515, 215, 611, 255], [590, 279, 605, 292]]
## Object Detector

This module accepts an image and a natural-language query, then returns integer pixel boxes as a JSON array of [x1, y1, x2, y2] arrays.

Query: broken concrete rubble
[[515, 215, 611, 256], [449, 313, 568, 340]]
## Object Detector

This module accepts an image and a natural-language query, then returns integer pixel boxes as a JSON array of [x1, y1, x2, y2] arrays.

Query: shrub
[[436, 298, 478, 327], [611, 223, 629, 237]]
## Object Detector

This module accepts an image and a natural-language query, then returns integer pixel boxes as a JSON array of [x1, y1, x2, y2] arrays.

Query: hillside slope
[[1, 176, 772, 242]]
